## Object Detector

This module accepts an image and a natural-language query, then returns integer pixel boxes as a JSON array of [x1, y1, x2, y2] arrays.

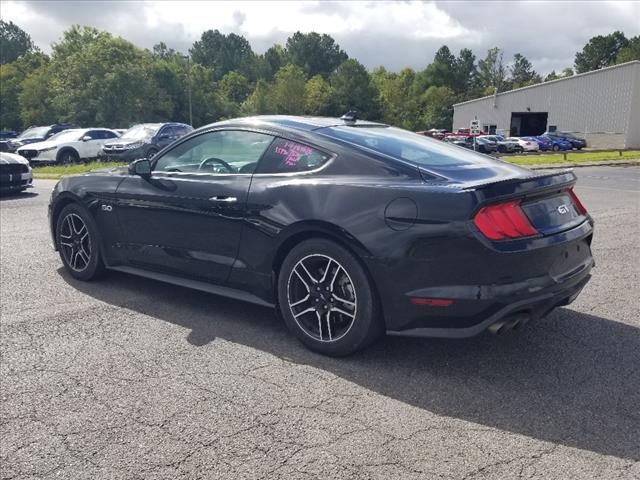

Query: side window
[[158, 126, 174, 138], [86, 130, 102, 140], [153, 130, 274, 174], [102, 130, 118, 139], [256, 138, 331, 174]]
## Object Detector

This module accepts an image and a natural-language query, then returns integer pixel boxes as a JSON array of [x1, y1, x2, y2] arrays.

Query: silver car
[[0, 152, 33, 193]]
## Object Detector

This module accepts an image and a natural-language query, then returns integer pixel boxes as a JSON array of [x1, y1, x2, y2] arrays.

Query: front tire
[[146, 147, 158, 159], [57, 149, 79, 165], [56, 203, 105, 281], [277, 238, 382, 356]]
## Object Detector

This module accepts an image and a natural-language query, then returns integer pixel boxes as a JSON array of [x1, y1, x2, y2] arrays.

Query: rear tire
[[277, 238, 383, 356], [146, 148, 158, 159], [552, 145, 560, 151], [56, 203, 105, 281]]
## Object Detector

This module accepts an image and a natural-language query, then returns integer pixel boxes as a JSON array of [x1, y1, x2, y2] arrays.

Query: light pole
[[184, 54, 193, 126]]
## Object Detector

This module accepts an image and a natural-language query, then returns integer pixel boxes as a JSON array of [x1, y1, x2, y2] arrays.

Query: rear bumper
[[387, 258, 592, 338]]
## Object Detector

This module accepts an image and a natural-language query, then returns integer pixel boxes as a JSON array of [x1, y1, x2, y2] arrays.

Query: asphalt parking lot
[[1, 166, 639, 479]]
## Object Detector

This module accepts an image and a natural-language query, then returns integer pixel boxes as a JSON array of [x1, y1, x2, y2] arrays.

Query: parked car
[[506, 137, 539, 152], [417, 129, 448, 140], [101, 123, 193, 162], [48, 115, 594, 356], [4, 124, 76, 153], [536, 135, 572, 152], [0, 152, 33, 193], [17, 128, 120, 164], [479, 135, 520, 153], [0, 131, 19, 152], [544, 131, 587, 150]]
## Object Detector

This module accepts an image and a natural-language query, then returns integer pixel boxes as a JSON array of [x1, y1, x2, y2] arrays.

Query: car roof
[[201, 115, 387, 133]]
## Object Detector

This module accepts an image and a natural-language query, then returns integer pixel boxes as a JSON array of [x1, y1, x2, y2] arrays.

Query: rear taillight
[[567, 188, 587, 214], [474, 200, 538, 241]]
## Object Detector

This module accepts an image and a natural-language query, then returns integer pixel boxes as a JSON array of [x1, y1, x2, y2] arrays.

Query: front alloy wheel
[[56, 203, 105, 281], [59, 213, 92, 272]]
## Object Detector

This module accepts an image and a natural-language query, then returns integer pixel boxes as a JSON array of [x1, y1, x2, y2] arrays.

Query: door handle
[[209, 196, 237, 203]]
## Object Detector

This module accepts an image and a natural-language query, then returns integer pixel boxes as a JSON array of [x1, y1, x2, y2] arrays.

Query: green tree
[[330, 59, 378, 119], [304, 74, 334, 115], [286, 31, 348, 77], [262, 44, 286, 79], [19, 66, 57, 127], [423, 45, 456, 88], [616, 36, 640, 63], [574, 31, 629, 73], [478, 47, 507, 93], [152, 42, 177, 59], [453, 48, 479, 99], [420, 86, 455, 130], [219, 71, 251, 103], [0, 52, 50, 130], [271, 64, 307, 114], [241, 79, 273, 115], [190, 29, 254, 80], [373, 67, 419, 129], [510, 53, 541, 88], [0, 20, 37, 64]]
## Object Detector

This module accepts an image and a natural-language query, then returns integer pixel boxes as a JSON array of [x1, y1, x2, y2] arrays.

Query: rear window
[[319, 126, 501, 168], [256, 138, 331, 173]]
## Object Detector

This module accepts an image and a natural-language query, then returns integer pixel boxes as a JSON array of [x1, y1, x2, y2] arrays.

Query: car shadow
[[0, 191, 38, 200], [59, 268, 640, 460]]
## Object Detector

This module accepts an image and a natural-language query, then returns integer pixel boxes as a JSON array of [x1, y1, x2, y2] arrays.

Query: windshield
[[47, 130, 83, 142], [120, 124, 161, 141], [320, 126, 502, 168], [19, 126, 49, 139]]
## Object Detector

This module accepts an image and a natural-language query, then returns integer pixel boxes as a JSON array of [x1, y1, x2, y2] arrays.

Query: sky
[[2, 1, 639, 75]]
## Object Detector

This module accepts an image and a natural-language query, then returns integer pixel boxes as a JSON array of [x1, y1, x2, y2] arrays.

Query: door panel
[[115, 173, 251, 282], [114, 129, 275, 284]]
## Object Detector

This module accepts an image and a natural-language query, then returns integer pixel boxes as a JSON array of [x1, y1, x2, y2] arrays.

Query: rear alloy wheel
[[278, 239, 382, 356], [56, 204, 104, 281], [58, 149, 79, 165], [552, 145, 560, 151]]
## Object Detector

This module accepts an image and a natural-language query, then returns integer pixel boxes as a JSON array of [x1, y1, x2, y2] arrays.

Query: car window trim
[[150, 127, 336, 178]]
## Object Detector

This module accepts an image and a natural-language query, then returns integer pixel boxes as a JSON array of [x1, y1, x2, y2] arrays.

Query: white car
[[506, 137, 539, 152], [0, 152, 33, 193], [16, 128, 120, 164]]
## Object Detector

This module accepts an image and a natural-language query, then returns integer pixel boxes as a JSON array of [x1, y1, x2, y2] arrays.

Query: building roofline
[[453, 60, 640, 107]]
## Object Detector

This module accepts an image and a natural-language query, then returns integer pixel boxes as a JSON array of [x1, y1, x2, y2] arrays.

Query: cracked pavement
[[1, 166, 639, 479]]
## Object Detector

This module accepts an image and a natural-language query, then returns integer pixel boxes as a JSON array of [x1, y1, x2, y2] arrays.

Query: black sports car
[[49, 115, 594, 356]]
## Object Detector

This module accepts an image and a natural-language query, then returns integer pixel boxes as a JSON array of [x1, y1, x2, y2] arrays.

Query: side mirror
[[81, 135, 91, 142], [128, 158, 152, 178]]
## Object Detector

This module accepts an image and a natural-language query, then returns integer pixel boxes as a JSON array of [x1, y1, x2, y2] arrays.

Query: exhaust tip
[[488, 313, 530, 335]]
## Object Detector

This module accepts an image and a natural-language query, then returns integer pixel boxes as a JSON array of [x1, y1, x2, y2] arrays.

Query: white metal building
[[452, 60, 640, 149]]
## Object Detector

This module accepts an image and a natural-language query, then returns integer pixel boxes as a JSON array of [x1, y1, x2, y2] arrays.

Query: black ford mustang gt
[[49, 115, 594, 356]]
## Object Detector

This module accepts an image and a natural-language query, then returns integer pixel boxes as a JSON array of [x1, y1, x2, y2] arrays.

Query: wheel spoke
[[294, 307, 315, 319], [316, 311, 323, 341], [319, 258, 333, 283], [331, 306, 356, 319], [65, 216, 74, 237], [78, 248, 90, 266], [324, 311, 332, 341], [290, 294, 310, 308], [60, 241, 73, 248], [332, 294, 355, 308], [298, 260, 319, 284], [330, 264, 342, 290]]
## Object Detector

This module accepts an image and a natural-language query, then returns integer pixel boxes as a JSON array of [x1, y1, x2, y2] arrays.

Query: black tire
[[146, 148, 159, 159], [57, 149, 79, 165], [515, 146, 524, 153], [552, 144, 560, 151], [277, 238, 383, 356], [55, 203, 105, 281]]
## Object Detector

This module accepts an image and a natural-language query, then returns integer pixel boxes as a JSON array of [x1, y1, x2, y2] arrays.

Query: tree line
[[1, 20, 638, 133]]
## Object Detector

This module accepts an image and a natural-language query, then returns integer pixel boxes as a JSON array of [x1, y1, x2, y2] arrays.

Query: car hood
[[103, 139, 148, 147], [18, 138, 70, 150], [0, 152, 30, 165]]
